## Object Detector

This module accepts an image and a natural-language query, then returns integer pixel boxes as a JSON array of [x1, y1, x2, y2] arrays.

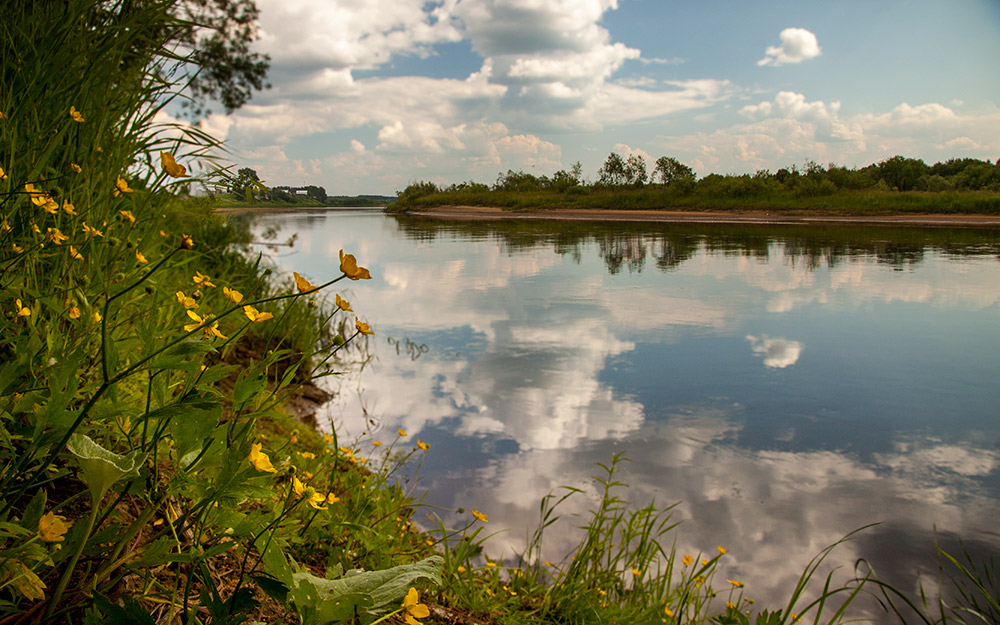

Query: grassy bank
[[390, 185, 1000, 216]]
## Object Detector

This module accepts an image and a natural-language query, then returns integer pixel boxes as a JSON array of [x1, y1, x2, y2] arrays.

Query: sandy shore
[[403, 206, 1000, 228]]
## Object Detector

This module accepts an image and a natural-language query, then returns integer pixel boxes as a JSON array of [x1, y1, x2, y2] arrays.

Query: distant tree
[[570, 161, 584, 184], [305, 185, 327, 202], [625, 154, 648, 187], [653, 156, 695, 185], [875, 155, 928, 191], [597, 153, 628, 186], [494, 169, 544, 192]]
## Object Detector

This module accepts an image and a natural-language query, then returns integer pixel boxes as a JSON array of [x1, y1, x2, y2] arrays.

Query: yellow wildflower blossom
[[355, 317, 373, 335], [249, 442, 276, 473], [181, 233, 194, 248], [402, 588, 430, 625], [175, 291, 198, 309], [119, 210, 135, 223], [682, 554, 693, 566], [62, 201, 77, 215], [68, 306, 81, 319], [372, 440, 383, 446], [471, 510, 488, 523], [298, 451, 316, 460], [46, 227, 69, 245], [339, 249, 372, 280], [93, 310, 102, 323], [67, 246, 83, 261], [398, 428, 408, 437], [70, 163, 82, 173], [192, 271, 215, 288], [183, 309, 205, 332], [113, 176, 132, 196], [717, 545, 727, 555], [664, 605, 675, 617], [1, 221, 9, 232], [728, 579, 744, 588], [457, 565, 466, 573], [38, 512, 72, 542], [632, 567, 642, 576], [12, 244, 24, 254], [417, 439, 429, 450], [24, 183, 43, 200], [159, 151, 189, 178], [82, 222, 104, 237], [293, 271, 318, 293], [326, 493, 340, 504], [69, 106, 85, 122], [243, 305, 273, 323], [31, 223, 40, 233], [335, 294, 352, 311], [726, 601, 737, 610], [0, 165, 6, 179], [136, 250, 148, 264], [15, 299, 30, 317], [223, 286, 243, 304]]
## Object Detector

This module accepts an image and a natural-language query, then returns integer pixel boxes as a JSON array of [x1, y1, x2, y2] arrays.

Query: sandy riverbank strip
[[402, 206, 1000, 228]]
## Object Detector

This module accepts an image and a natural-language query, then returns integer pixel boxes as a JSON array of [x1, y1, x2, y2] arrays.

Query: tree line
[[397, 153, 1000, 205]]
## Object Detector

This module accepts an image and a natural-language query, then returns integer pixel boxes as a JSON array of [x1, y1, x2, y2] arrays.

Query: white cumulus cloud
[[757, 28, 822, 67]]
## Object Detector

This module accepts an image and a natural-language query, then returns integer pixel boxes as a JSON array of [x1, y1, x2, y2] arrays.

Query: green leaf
[[21, 488, 47, 532], [91, 592, 156, 625], [66, 434, 144, 502], [290, 556, 442, 625]]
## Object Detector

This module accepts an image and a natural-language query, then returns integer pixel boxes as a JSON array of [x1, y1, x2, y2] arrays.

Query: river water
[[250, 208, 1000, 618]]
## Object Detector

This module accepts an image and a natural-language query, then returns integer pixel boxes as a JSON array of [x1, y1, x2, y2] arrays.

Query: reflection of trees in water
[[389, 215, 1000, 275]]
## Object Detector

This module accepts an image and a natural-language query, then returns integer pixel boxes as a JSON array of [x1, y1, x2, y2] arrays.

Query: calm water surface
[[252, 209, 1000, 616]]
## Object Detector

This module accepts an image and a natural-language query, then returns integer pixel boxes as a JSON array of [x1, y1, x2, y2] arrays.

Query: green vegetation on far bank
[[391, 155, 1000, 215]]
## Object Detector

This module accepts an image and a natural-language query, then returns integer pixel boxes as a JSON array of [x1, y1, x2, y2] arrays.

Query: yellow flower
[[327, 493, 340, 504], [38, 512, 72, 542], [62, 201, 77, 215], [339, 249, 372, 280], [223, 286, 243, 304], [682, 554, 693, 567], [598, 589, 606, 596], [12, 243, 23, 254], [82, 222, 104, 237], [15, 300, 30, 317], [293, 271, 318, 293], [717, 545, 727, 555], [355, 317, 373, 335], [1, 221, 9, 232], [113, 176, 132, 196], [243, 305, 273, 323], [70, 163, 82, 173], [544, 560, 552, 567], [298, 451, 316, 460], [159, 151, 189, 177], [728, 579, 744, 588], [119, 210, 135, 223], [68, 306, 81, 319], [31, 223, 40, 234], [249, 442, 276, 473], [136, 250, 148, 264], [203, 321, 227, 340], [176, 291, 198, 309], [0, 165, 6, 179], [790, 613, 801, 622], [192, 271, 216, 288], [335, 294, 352, 312], [664, 605, 675, 617], [93, 310, 102, 323], [457, 565, 466, 573], [181, 233, 194, 249], [184, 309, 206, 332], [632, 567, 642, 576], [471, 510, 488, 523], [372, 440, 383, 447], [68, 245, 83, 260], [401, 587, 430, 625], [398, 428, 407, 437], [69, 106, 85, 122], [726, 601, 737, 610], [46, 227, 69, 245], [25, 182, 43, 200], [417, 439, 429, 450]]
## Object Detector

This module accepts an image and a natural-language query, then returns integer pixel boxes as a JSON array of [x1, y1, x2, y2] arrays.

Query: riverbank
[[405, 205, 1000, 227]]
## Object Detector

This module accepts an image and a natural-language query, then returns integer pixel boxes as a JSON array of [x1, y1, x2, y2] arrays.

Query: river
[[250, 208, 1000, 619]]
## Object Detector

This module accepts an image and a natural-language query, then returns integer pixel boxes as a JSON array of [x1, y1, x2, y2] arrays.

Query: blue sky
[[175, 0, 1000, 195]]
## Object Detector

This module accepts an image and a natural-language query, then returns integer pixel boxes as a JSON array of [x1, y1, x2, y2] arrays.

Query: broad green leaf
[[290, 556, 442, 625], [66, 434, 144, 502]]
